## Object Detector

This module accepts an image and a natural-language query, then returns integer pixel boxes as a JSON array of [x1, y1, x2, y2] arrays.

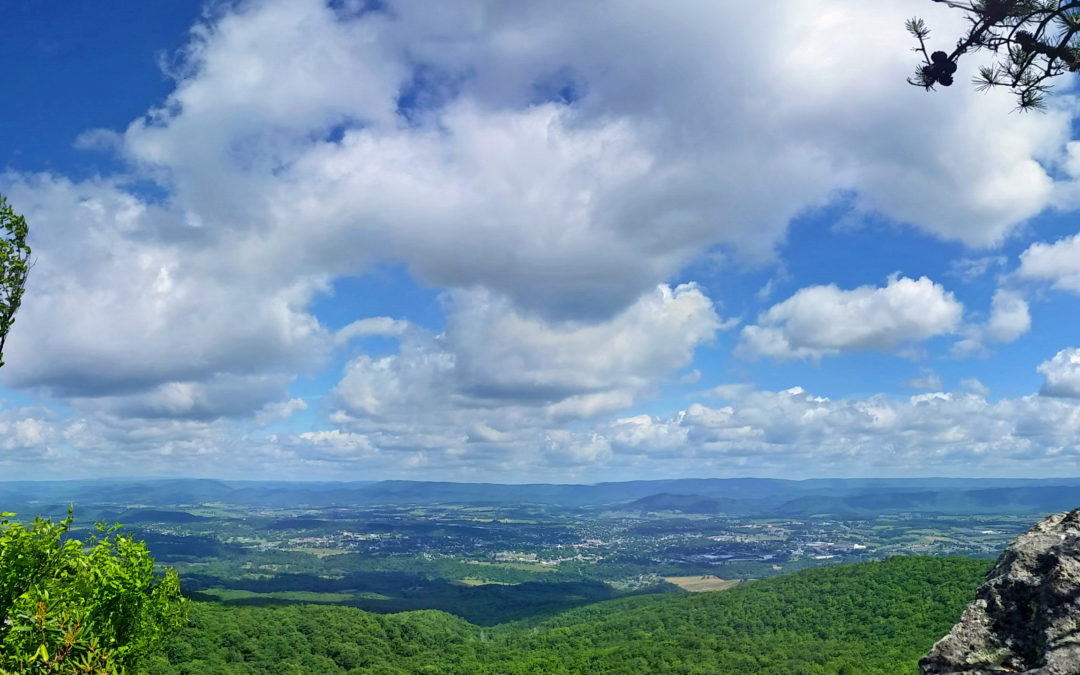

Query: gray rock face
[[921, 508, 1080, 675]]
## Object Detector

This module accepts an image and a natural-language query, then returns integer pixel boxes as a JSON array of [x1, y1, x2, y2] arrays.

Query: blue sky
[[3, 0, 1080, 482]]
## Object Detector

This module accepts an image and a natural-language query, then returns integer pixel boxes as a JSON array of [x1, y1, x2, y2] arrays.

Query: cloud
[[332, 335, 455, 419], [679, 369, 702, 385], [608, 414, 690, 457], [756, 278, 778, 301], [6, 371, 1080, 482], [738, 276, 963, 360], [0, 412, 56, 453], [909, 368, 943, 391], [335, 317, 412, 345], [1038, 348, 1080, 398], [1017, 233, 1080, 293], [73, 128, 124, 152], [948, 255, 1007, 282], [4, 0, 1080, 479], [86, 0, 1080, 321], [543, 430, 612, 466], [606, 384, 1080, 477], [296, 430, 375, 460], [254, 397, 308, 426], [69, 374, 295, 421], [3, 1, 1071, 384], [304, 283, 727, 474], [446, 283, 724, 402], [0, 175, 329, 417], [332, 284, 723, 425], [985, 289, 1031, 343], [952, 289, 1031, 357], [960, 377, 990, 397]]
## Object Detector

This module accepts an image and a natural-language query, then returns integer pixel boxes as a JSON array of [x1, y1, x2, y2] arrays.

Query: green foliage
[[184, 573, 635, 626], [0, 510, 188, 674], [153, 555, 990, 674], [176, 550, 670, 626], [0, 195, 31, 369]]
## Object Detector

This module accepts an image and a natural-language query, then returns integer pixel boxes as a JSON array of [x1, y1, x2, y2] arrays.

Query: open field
[[663, 575, 741, 592], [196, 588, 391, 603], [465, 560, 558, 573], [288, 547, 352, 558]]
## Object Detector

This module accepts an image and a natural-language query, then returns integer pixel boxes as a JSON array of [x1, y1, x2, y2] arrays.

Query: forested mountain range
[[1, 478, 1063, 671], [4, 477, 1080, 516], [146, 556, 990, 674]]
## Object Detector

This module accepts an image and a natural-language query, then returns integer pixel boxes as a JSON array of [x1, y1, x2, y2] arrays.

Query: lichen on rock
[[921, 508, 1080, 674]]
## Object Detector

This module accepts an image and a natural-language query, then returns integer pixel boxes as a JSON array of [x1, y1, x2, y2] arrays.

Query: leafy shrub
[[0, 509, 187, 673]]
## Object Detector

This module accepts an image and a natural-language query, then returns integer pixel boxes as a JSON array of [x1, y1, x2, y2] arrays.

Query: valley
[[2, 477, 1076, 671], [0, 477, 1069, 623]]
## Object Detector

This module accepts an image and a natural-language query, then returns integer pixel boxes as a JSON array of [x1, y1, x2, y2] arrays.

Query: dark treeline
[[185, 575, 632, 626], [149, 555, 990, 674]]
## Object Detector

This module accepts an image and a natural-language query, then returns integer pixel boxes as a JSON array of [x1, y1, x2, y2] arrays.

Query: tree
[[907, 0, 1080, 109], [0, 510, 188, 673], [0, 194, 30, 369]]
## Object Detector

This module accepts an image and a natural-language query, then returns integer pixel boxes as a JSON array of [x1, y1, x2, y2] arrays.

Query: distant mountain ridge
[[626, 493, 747, 515], [2, 477, 1080, 516]]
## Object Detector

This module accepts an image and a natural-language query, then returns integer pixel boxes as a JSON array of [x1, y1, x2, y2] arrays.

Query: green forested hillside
[[147, 556, 990, 674]]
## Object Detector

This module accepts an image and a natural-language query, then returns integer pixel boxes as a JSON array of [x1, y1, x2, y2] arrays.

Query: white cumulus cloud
[[4, 0, 1080, 478], [738, 276, 963, 360], [953, 288, 1032, 357], [1038, 348, 1080, 398], [1017, 233, 1080, 294], [986, 289, 1031, 343], [333, 284, 723, 424]]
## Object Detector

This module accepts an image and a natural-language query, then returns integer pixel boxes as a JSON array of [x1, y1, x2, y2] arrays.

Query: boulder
[[921, 508, 1080, 674]]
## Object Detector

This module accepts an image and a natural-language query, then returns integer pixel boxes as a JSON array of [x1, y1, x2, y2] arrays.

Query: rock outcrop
[[921, 508, 1080, 674]]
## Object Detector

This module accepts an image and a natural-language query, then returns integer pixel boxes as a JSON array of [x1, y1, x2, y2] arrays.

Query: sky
[[3, 0, 1080, 483]]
